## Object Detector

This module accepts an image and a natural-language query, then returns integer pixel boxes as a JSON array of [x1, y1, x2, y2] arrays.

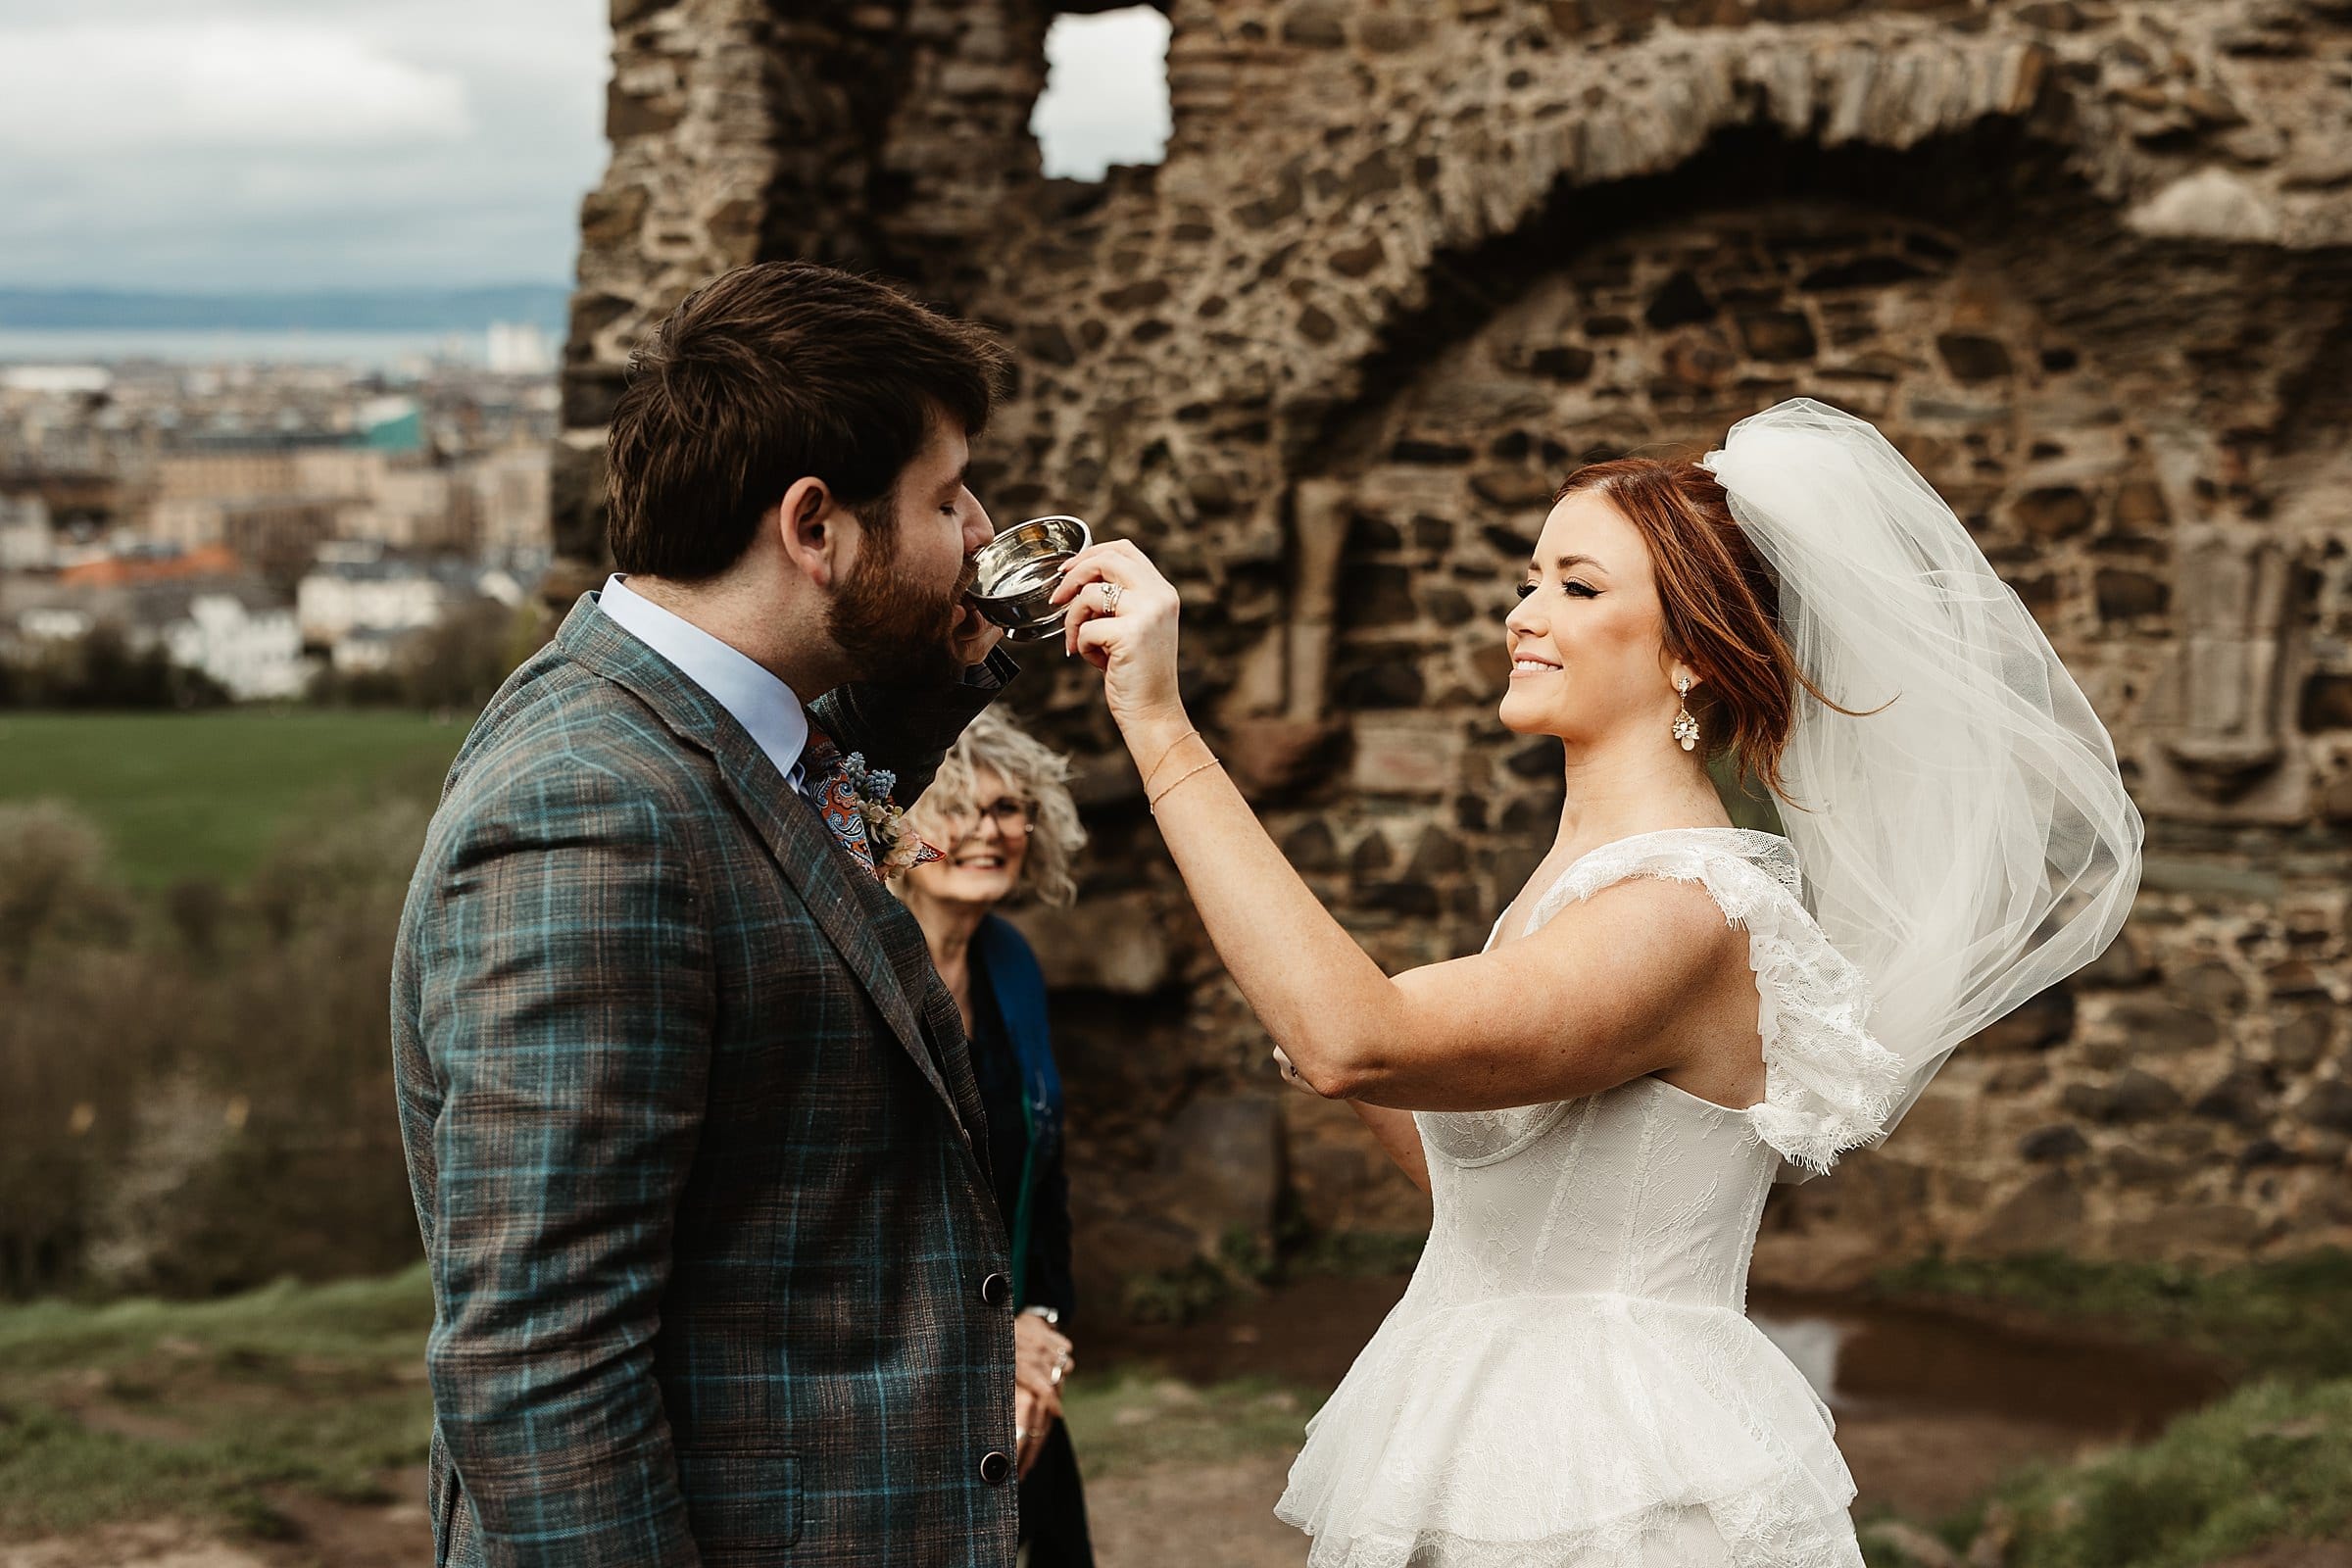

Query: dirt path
[[1087, 1453, 1305, 1568], [0, 1524, 282, 1568], [0, 1469, 430, 1568], [0, 1460, 1312, 1568]]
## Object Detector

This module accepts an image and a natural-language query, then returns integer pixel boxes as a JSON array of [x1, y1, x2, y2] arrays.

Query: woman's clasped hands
[[1012, 1310, 1075, 1480]]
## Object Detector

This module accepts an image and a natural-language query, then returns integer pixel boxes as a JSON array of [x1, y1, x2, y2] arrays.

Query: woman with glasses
[[894, 709, 1095, 1568]]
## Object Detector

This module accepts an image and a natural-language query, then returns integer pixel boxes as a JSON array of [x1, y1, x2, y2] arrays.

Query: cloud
[[0, 0, 607, 291], [0, 0, 1178, 292], [0, 23, 470, 151]]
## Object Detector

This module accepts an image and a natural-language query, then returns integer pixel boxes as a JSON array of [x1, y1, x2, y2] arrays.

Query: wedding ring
[[1100, 581, 1123, 614]]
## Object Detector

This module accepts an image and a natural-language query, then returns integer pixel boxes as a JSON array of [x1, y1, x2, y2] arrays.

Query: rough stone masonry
[[562, 0, 2352, 1291]]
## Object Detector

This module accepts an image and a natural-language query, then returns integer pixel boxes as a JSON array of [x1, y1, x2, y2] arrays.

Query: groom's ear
[[776, 476, 847, 590]]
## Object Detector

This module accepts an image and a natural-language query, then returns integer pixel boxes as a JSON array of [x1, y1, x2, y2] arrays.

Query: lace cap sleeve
[[1537, 829, 1906, 1175]]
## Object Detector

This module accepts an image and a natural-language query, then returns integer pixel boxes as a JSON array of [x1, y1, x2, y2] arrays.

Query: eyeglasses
[[937, 798, 1034, 837]]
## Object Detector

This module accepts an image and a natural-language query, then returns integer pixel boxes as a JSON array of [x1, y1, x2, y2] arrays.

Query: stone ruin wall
[[563, 0, 2352, 1293]]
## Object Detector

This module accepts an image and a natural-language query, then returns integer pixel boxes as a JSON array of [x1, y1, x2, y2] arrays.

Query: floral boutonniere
[[839, 751, 944, 878]]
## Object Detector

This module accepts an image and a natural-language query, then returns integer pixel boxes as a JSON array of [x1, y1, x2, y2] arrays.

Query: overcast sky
[[0, 2, 1172, 294]]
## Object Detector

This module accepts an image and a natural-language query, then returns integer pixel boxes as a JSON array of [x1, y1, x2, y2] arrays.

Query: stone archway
[[1044, 116, 2350, 1259], [561, 0, 2352, 1270]]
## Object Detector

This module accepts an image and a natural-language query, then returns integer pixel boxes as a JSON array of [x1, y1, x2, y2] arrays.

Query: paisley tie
[[798, 722, 942, 879]]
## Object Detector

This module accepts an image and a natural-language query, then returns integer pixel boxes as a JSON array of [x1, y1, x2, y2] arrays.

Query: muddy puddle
[[1090, 1271, 2230, 1518]]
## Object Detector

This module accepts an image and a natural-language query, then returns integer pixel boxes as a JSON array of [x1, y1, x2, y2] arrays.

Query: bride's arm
[[1057, 544, 1739, 1112], [1351, 1101, 1433, 1193], [1276, 1048, 1430, 1191]]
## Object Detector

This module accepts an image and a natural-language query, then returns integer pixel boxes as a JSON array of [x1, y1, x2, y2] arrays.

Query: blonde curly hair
[[898, 709, 1087, 907]]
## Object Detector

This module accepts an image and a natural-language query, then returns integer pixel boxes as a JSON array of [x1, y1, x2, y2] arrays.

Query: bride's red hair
[[1552, 458, 1832, 804]]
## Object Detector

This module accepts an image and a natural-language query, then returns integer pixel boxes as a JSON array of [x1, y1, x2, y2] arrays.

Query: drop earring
[[1672, 676, 1699, 753]]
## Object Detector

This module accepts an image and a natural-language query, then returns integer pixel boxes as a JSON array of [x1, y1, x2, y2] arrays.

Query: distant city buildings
[[485, 321, 557, 377], [0, 493, 51, 571], [0, 348, 558, 702]]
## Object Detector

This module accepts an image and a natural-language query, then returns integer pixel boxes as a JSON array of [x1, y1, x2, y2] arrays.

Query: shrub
[[0, 626, 230, 710], [0, 799, 428, 1298]]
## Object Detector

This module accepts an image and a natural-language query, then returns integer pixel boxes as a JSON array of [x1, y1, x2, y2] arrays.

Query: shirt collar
[[595, 573, 810, 789]]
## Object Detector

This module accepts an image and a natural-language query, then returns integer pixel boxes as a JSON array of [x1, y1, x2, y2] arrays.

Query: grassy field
[[1861, 1251, 2352, 1568], [4, 1257, 2351, 1562], [0, 710, 467, 888], [0, 1267, 1318, 1548], [1875, 1249, 2352, 1382], [0, 1269, 437, 1542]]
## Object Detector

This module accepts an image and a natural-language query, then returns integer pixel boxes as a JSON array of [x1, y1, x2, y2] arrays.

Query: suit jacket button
[[980, 1271, 1012, 1308], [980, 1450, 1013, 1486]]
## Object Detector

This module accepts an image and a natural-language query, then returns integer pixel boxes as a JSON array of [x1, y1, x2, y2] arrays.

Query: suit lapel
[[715, 755, 964, 1120], [836, 858, 998, 1146], [552, 597, 967, 1129]]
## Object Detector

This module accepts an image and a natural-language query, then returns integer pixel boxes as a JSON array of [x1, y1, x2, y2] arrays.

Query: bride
[[1049, 399, 2141, 1568]]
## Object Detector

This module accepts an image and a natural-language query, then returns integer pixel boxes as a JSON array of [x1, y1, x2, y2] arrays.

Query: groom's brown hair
[[606, 262, 1010, 580]]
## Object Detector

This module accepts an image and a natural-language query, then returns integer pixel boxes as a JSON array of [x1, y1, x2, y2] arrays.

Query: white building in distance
[[486, 322, 557, 376], [160, 593, 311, 702], [0, 493, 54, 570], [297, 556, 452, 650]]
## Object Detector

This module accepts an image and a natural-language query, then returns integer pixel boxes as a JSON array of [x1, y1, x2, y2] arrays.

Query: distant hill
[[0, 286, 570, 335]]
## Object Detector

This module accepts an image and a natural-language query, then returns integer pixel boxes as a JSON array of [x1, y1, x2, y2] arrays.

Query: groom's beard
[[825, 522, 975, 688]]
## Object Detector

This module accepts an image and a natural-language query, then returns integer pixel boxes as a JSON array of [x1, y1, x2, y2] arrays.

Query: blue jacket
[[975, 916, 1075, 1325]]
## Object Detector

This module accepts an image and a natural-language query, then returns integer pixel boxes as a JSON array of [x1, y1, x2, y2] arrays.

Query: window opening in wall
[[1030, 6, 1171, 181]]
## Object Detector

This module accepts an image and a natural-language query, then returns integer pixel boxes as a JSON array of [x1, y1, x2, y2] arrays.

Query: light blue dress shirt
[[595, 573, 811, 792]]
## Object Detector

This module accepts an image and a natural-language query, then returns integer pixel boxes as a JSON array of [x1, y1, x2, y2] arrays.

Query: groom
[[392, 263, 1024, 1566]]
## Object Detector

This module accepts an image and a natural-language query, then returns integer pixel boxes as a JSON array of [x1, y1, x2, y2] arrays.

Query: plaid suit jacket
[[391, 595, 1020, 1567]]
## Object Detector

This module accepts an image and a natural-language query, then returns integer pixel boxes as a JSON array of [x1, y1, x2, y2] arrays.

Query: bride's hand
[[1052, 541, 1185, 739]]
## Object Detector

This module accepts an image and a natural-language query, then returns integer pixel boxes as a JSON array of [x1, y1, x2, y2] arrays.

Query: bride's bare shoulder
[[1520, 872, 1748, 969]]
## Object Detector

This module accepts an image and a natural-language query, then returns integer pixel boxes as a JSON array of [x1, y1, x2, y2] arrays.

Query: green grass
[[0, 1268, 436, 1541], [0, 1264, 1325, 1543], [0, 1268, 434, 1376], [1860, 1252, 2352, 1568], [1874, 1250, 2352, 1382], [1059, 1370, 1321, 1478], [11, 1252, 2344, 1556], [1975, 1377, 2352, 1568], [0, 710, 466, 887]]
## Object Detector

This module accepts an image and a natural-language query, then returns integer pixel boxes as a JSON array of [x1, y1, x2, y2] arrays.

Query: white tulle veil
[[1700, 399, 2143, 1140]]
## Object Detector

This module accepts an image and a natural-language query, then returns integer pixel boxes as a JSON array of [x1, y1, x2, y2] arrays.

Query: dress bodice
[[1415, 1078, 1779, 1316], [1408, 827, 1903, 1318], [1278, 829, 1905, 1568]]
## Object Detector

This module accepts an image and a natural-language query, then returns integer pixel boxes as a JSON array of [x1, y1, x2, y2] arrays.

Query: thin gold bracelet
[[1139, 727, 1201, 794], [1149, 756, 1223, 812]]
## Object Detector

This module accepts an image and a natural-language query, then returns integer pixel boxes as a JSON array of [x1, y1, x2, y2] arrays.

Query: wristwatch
[[1018, 1304, 1060, 1326]]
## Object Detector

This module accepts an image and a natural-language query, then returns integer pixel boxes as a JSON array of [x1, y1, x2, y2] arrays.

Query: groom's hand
[[946, 600, 1005, 671]]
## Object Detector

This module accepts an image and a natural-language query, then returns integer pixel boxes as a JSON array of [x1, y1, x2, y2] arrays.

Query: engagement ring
[[1100, 581, 1123, 614]]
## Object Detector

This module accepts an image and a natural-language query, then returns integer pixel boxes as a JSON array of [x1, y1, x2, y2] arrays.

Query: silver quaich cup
[[965, 515, 1092, 641]]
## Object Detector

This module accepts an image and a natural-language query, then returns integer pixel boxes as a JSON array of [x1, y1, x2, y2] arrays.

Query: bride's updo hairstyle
[[1551, 458, 1836, 804]]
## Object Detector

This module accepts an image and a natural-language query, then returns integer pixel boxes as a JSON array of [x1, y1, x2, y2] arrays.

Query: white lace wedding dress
[[1276, 828, 1907, 1568]]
